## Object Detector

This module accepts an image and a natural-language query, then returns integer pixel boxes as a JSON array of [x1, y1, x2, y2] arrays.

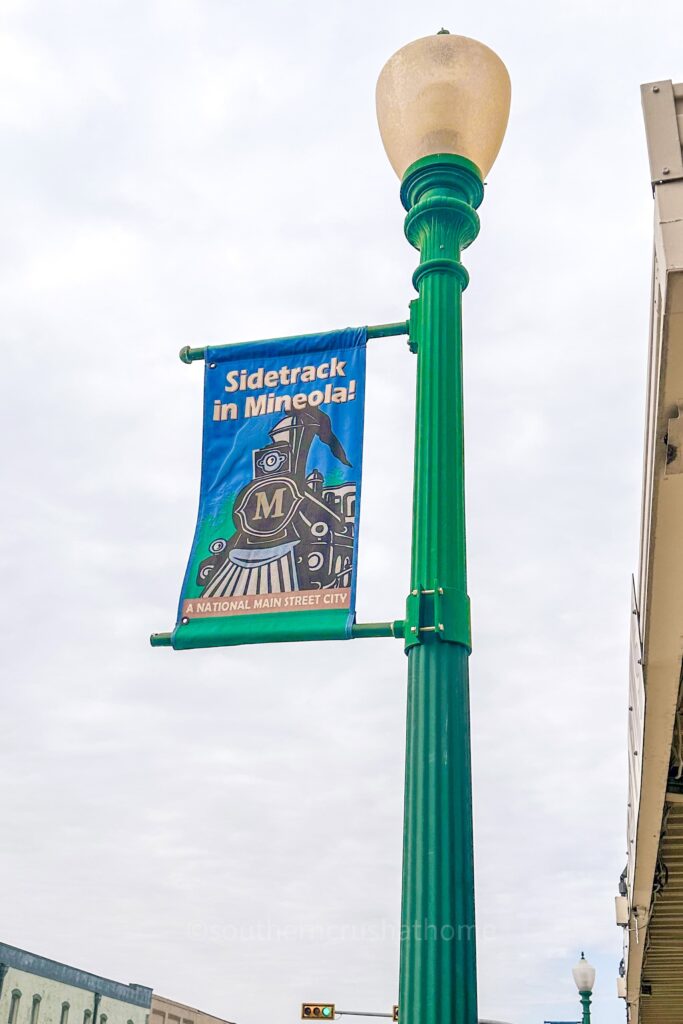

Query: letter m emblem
[[234, 477, 303, 537]]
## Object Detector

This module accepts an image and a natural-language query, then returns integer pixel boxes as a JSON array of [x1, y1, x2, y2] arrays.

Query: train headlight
[[256, 450, 287, 474]]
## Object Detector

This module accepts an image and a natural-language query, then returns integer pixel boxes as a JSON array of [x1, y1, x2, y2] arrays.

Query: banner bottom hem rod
[[149, 620, 405, 648]]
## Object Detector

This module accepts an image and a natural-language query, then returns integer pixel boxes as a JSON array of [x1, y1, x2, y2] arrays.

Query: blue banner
[[171, 327, 367, 649]]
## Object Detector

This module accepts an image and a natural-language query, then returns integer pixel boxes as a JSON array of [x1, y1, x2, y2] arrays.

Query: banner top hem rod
[[179, 320, 409, 364]]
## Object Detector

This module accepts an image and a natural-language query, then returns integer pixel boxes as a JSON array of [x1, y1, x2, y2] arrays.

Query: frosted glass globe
[[376, 32, 511, 180]]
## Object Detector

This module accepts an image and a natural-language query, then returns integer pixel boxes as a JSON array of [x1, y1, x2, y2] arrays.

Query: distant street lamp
[[376, 28, 510, 1024], [572, 953, 596, 1024]]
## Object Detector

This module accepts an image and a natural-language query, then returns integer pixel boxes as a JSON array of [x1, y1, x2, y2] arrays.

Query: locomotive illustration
[[196, 408, 357, 598]]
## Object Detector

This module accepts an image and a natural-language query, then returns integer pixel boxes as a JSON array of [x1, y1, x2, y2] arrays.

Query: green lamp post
[[375, 31, 511, 1024], [572, 954, 596, 1024]]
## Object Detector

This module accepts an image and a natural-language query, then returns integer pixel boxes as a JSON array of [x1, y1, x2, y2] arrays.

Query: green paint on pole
[[397, 152, 484, 1024]]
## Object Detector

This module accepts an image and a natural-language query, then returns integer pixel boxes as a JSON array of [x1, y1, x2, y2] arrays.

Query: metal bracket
[[404, 583, 471, 652], [408, 299, 419, 353]]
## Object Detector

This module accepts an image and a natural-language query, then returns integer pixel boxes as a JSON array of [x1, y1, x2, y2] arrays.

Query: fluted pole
[[399, 153, 484, 1024]]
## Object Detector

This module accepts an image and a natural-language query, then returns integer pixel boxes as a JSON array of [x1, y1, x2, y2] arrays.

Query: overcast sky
[[1, 1, 679, 1023]]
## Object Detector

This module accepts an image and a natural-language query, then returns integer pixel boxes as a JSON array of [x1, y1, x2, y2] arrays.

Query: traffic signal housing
[[301, 1006, 335, 1021]]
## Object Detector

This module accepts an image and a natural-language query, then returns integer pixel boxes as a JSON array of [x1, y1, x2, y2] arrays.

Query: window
[[61, 1003, 70, 1024], [30, 995, 41, 1024], [8, 991, 21, 1024], [83, 1010, 92, 1024]]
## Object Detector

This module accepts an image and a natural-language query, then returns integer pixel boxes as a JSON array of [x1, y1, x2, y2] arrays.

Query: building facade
[[0, 943, 235, 1024], [0, 943, 152, 1024], [150, 995, 234, 1024], [621, 79, 683, 1024]]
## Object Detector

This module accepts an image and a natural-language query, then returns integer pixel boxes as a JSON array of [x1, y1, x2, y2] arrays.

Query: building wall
[[151, 994, 232, 1024], [624, 79, 683, 1024], [0, 945, 151, 1024], [0, 946, 235, 1024]]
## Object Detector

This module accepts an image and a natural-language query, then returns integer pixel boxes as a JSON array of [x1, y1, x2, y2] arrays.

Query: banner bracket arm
[[150, 632, 173, 647], [352, 620, 405, 639], [178, 320, 410, 364]]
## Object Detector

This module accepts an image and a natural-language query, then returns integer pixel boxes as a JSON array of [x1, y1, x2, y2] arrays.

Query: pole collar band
[[404, 583, 471, 653], [412, 258, 470, 291]]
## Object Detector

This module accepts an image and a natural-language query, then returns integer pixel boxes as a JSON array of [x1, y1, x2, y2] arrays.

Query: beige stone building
[[150, 995, 235, 1024]]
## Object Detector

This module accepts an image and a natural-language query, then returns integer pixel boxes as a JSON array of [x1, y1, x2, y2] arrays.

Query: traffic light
[[392, 1007, 399, 1022], [301, 1006, 335, 1021]]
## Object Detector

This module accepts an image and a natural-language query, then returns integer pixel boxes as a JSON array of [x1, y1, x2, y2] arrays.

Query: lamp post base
[[400, 643, 477, 1024]]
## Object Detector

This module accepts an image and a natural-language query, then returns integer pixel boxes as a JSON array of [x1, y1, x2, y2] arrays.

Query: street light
[[572, 953, 596, 1024], [376, 29, 510, 1024]]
